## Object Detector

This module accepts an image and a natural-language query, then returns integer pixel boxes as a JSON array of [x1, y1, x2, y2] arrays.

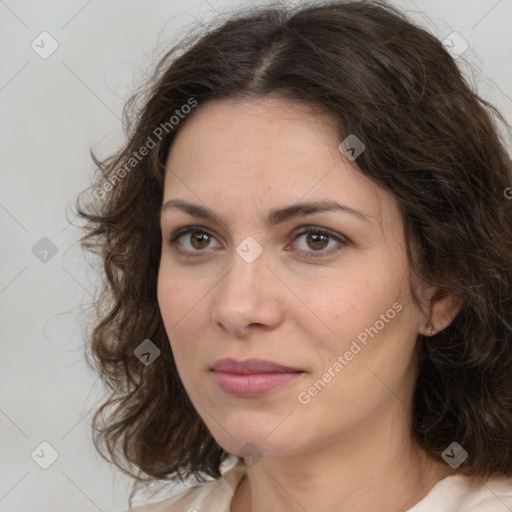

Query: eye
[[168, 226, 220, 257], [289, 227, 348, 259], [166, 225, 348, 259]]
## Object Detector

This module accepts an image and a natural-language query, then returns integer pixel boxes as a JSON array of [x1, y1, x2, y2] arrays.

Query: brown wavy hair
[[74, 0, 512, 503]]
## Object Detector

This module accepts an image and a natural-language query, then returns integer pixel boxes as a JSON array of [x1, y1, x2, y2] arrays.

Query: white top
[[126, 459, 512, 512]]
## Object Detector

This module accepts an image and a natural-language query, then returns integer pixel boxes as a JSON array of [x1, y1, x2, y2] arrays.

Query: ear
[[418, 287, 464, 336]]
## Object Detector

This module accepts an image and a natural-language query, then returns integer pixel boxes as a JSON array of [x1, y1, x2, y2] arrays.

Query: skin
[[157, 96, 462, 512]]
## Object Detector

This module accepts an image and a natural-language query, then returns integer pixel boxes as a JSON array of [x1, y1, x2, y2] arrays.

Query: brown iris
[[190, 232, 211, 250], [306, 232, 329, 251]]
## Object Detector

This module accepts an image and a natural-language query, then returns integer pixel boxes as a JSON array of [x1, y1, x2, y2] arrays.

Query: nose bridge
[[217, 239, 268, 302], [212, 238, 281, 331]]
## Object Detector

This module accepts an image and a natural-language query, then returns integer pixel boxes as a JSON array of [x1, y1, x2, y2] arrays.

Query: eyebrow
[[160, 198, 372, 227]]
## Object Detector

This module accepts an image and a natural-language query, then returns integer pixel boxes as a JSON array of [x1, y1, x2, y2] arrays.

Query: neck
[[231, 404, 456, 512]]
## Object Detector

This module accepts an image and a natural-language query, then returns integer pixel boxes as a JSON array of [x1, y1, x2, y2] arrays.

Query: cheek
[[291, 266, 398, 341], [156, 268, 207, 367], [157, 258, 210, 324], [291, 258, 414, 385]]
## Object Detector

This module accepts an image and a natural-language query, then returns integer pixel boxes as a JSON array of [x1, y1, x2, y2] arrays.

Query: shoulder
[[122, 459, 246, 512], [465, 476, 512, 511], [409, 474, 512, 512]]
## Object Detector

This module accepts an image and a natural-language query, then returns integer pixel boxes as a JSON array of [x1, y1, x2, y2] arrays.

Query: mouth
[[211, 357, 303, 374], [210, 358, 305, 397]]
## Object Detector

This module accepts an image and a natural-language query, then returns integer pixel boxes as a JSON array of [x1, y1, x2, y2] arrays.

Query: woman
[[75, 1, 512, 510]]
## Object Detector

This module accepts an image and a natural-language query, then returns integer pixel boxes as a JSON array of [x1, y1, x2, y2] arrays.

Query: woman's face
[[157, 96, 432, 460]]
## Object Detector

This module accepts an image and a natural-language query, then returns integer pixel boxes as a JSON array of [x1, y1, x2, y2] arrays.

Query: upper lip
[[211, 357, 303, 374]]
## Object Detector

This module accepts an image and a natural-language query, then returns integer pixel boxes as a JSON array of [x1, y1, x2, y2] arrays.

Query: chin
[[211, 425, 302, 460]]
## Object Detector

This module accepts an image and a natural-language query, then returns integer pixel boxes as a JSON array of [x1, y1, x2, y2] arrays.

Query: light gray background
[[1, 1, 511, 511]]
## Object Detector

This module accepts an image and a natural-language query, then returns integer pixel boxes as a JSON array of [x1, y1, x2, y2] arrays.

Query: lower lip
[[211, 371, 303, 397]]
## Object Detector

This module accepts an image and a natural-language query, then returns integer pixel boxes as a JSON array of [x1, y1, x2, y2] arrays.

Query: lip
[[211, 357, 303, 374], [210, 358, 305, 397]]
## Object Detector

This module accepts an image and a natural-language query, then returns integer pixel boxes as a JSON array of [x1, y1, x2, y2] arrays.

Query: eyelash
[[167, 225, 348, 260]]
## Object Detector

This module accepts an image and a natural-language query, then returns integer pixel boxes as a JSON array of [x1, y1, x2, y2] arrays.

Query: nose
[[211, 245, 284, 336]]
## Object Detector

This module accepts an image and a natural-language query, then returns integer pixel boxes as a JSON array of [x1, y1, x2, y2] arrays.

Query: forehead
[[167, 97, 351, 185], [168, 96, 339, 163], [163, 96, 396, 232]]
